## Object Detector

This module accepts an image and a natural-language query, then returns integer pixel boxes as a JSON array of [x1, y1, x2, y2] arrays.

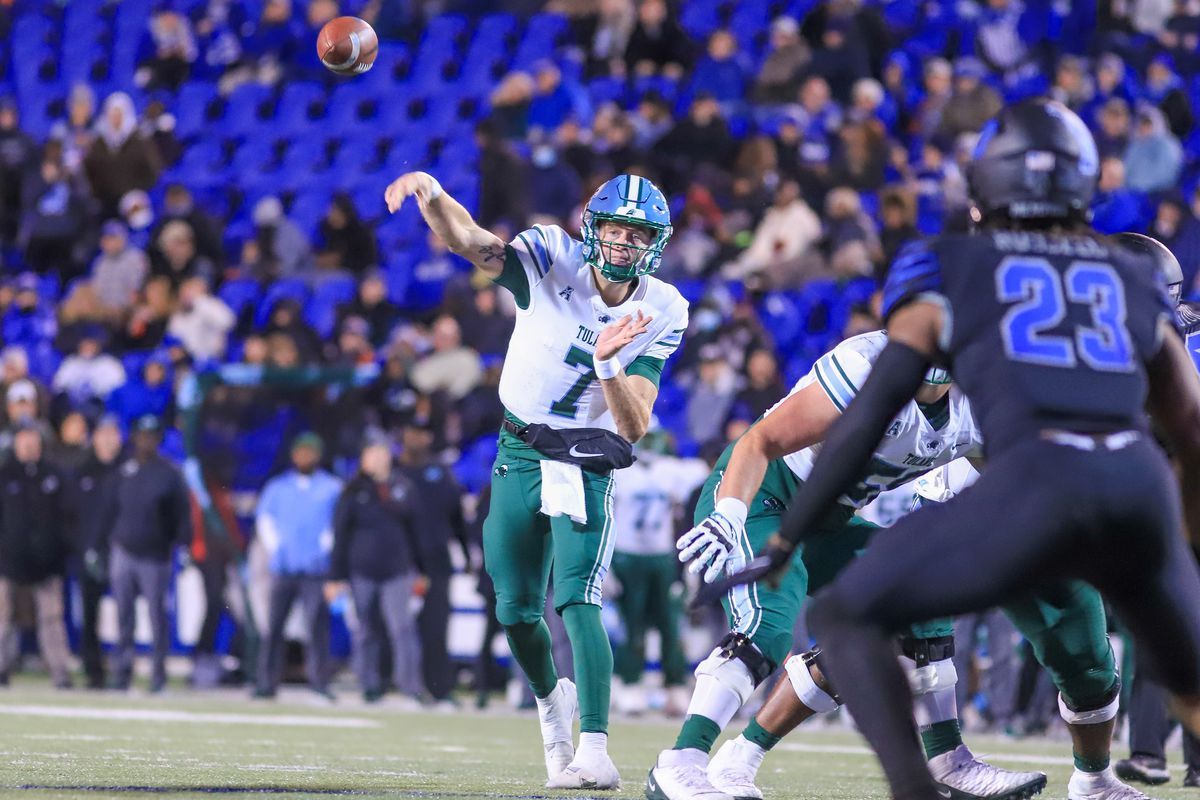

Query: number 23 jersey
[[882, 232, 1173, 456], [493, 224, 689, 432]]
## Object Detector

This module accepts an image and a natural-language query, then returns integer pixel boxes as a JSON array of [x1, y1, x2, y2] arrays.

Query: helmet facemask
[[582, 211, 672, 282]]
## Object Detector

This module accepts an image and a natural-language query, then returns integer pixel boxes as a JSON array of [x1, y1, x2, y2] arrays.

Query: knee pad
[[1058, 680, 1121, 726], [695, 632, 771, 706], [784, 648, 841, 714]]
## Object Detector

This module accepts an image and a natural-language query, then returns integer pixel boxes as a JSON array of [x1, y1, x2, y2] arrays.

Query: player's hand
[[677, 511, 743, 584], [384, 172, 436, 213], [595, 310, 653, 361], [688, 534, 795, 609]]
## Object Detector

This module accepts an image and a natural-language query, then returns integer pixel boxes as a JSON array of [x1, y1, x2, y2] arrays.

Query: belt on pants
[[1039, 429, 1141, 452]]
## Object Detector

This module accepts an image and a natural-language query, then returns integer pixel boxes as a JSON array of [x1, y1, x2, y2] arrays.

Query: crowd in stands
[[0, 0, 1195, 704]]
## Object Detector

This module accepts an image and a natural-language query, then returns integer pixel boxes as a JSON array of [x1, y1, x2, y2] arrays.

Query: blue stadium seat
[[254, 278, 311, 329], [273, 81, 326, 135], [217, 278, 262, 321], [222, 83, 273, 139], [305, 274, 358, 338], [173, 81, 219, 140], [758, 291, 803, 352], [453, 436, 498, 494]]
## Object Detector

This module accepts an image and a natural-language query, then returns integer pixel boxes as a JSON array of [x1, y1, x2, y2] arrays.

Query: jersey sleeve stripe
[[813, 365, 848, 412], [828, 354, 861, 396], [516, 232, 547, 277]]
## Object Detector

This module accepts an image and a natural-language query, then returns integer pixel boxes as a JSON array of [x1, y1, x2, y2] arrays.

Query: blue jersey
[[882, 231, 1174, 456]]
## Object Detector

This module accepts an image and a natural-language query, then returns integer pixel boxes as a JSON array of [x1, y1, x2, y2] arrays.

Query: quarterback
[[385, 171, 688, 790]]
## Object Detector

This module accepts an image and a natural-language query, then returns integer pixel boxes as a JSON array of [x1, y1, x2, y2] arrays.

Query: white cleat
[[646, 749, 733, 800], [1067, 767, 1156, 800], [929, 745, 1047, 800], [546, 750, 622, 790], [708, 737, 765, 800], [537, 678, 577, 782]]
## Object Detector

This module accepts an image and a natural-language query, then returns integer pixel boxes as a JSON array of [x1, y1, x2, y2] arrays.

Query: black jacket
[[398, 461, 467, 578], [67, 454, 120, 554], [99, 454, 192, 560], [0, 458, 70, 583], [330, 472, 421, 581]]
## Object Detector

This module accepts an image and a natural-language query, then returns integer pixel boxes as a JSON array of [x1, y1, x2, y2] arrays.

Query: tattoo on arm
[[478, 244, 505, 265]]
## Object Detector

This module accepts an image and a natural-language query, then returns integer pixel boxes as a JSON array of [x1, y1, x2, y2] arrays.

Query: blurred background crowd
[[0, 0, 1194, 739]]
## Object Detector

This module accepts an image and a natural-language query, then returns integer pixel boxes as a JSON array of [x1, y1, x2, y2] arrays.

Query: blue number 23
[[995, 257, 1134, 372]]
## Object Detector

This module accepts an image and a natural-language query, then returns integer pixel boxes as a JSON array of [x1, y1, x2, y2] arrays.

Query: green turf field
[[0, 681, 1193, 800]]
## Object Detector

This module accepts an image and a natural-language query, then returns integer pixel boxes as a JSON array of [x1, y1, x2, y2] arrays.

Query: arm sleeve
[[776, 341, 930, 550]]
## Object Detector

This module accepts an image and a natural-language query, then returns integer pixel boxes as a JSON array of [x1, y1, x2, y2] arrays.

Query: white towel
[[539, 460, 587, 525]]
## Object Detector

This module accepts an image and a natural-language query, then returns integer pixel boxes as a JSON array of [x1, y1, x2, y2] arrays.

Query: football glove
[[677, 510, 743, 584]]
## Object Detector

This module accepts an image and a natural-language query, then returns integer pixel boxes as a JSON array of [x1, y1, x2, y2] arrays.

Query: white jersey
[[611, 456, 710, 556], [496, 224, 689, 431], [770, 331, 983, 509]]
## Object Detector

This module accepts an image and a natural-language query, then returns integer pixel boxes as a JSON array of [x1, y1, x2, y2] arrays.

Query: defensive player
[[646, 330, 1048, 800], [609, 430, 708, 715], [718, 99, 1200, 800], [1112, 232, 1200, 789], [712, 457, 1151, 800], [385, 172, 689, 789]]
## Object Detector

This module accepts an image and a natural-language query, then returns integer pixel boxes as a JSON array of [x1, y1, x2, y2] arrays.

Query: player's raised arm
[[384, 171, 507, 277], [1147, 318, 1200, 543]]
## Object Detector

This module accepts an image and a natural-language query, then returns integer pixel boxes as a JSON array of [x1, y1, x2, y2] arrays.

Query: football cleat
[[546, 751, 621, 790], [928, 745, 1047, 799], [1067, 767, 1155, 800], [646, 749, 732, 800], [537, 678, 577, 782], [1114, 755, 1170, 786], [708, 737, 765, 800]]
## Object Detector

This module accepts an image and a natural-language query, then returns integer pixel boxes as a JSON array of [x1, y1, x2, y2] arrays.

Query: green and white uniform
[[484, 223, 689, 625], [611, 455, 709, 687], [482, 223, 687, 742], [700, 330, 982, 667]]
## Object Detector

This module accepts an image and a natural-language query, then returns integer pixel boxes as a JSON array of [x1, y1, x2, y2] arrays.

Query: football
[[316, 16, 378, 75]]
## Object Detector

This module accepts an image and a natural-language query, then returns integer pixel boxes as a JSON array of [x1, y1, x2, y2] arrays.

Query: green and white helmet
[[580, 174, 673, 282]]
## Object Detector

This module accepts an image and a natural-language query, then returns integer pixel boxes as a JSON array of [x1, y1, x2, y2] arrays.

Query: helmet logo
[[1025, 151, 1055, 172], [615, 205, 648, 220]]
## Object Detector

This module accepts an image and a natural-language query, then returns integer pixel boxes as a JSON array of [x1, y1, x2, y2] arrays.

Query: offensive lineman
[[385, 171, 688, 790], [646, 331, 1049, 800], [714, 99, 1200, 800]]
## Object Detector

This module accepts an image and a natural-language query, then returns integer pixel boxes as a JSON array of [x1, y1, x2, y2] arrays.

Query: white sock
[[734, 735, 766, 771], [687, 674, 744, 730], [535, 683, 562, 713], [578, 731, 607, 757]]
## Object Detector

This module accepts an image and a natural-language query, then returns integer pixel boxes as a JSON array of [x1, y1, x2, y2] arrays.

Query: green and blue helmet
[[581, 174, 673, 282]]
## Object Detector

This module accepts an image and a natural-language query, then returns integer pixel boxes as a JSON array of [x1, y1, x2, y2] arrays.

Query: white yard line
[[0, 704, 381, 729]]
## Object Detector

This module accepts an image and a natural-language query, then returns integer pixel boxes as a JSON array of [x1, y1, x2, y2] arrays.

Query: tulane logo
[[559, 287, 574, 301]]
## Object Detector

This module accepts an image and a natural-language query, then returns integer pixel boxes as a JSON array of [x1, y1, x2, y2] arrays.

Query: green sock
[[1074, 753, 1110, 773], [920, 719, 964, 760], [743, 717, 782, 752], [503, 620, 559, 699], [562, 603, 613, 733], [673, 715, 723, 753]]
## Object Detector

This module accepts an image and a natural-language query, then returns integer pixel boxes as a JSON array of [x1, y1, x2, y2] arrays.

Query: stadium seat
[[306, 274, 359, 340], [217, 278, 262, 322], [221, 83, 274, 139], [173, 81, 220, 140], [254, 278, 311, 329]]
